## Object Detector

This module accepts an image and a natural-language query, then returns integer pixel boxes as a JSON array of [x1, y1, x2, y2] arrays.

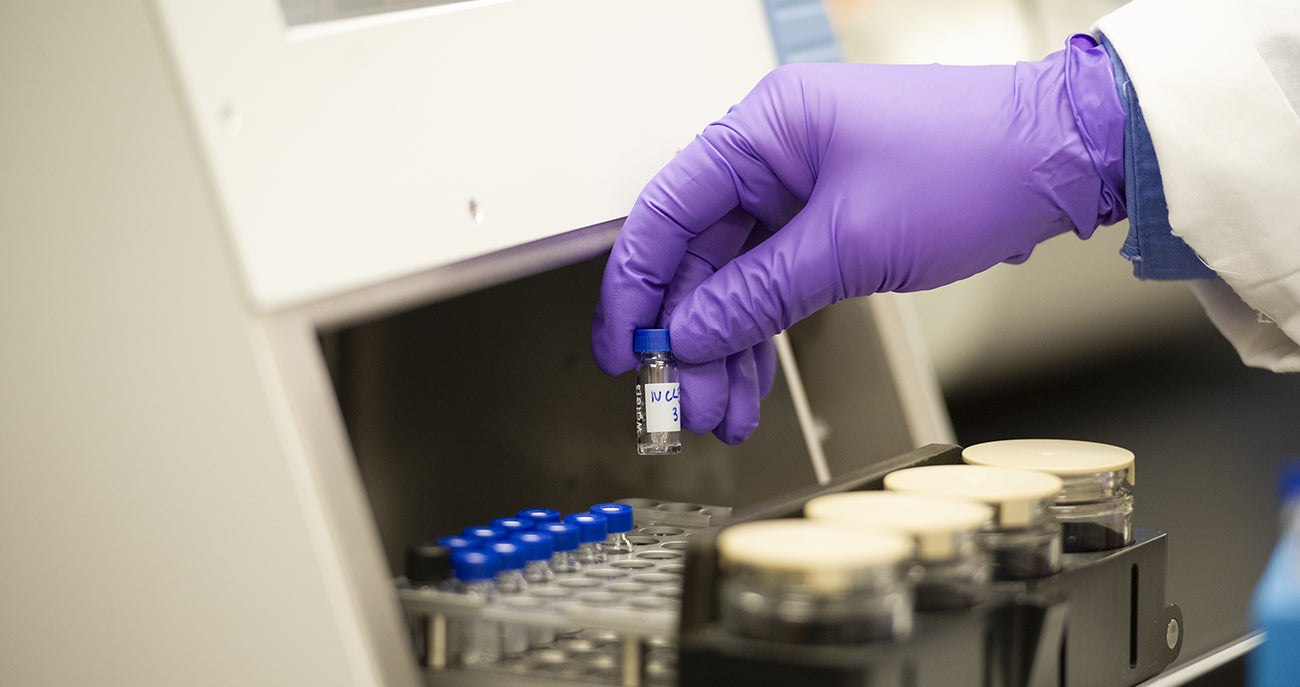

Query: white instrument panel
[[153, 0, 777, 310]]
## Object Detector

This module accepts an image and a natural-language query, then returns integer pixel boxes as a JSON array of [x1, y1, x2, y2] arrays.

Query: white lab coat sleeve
[[1095, 0, 1300, 373]]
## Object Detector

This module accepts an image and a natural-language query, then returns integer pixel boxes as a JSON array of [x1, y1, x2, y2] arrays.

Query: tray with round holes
[[398, 499, 732, 685]]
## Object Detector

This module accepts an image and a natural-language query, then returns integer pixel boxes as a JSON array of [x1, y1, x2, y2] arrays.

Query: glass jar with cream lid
[[963, 439, 1136, 552], [805, 491, 994, 610], [884, 465, 1064, 580], [716, 519, 914, 644]]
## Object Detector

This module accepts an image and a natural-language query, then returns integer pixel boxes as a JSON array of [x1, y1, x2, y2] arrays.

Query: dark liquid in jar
[[1062, 519, 1131, 552]]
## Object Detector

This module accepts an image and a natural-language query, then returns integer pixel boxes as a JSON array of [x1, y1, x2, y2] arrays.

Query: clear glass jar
[[914, 531, 992, 609], [804, 491, 993, 610], [884, 465, 1064, 580], [975, 499, 1063, 580], [962, 439, 1136, 553], [1054, 470, 1134, 551], [717, 520, 913, 644]]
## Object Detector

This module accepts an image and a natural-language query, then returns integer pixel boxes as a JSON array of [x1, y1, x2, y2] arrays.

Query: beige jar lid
[[883, 465, 1062, 527], [716, 519, 912, 596], [805, 491, 993, 562], [962, 439, 1136, 484]]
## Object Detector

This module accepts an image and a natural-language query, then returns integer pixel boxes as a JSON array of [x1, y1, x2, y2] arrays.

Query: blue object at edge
[[762, 0, 842, 65], [1249, 463, 1300, 687]]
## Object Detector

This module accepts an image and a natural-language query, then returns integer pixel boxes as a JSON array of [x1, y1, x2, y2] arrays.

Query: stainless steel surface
[[1137, 634, 1262, 687]]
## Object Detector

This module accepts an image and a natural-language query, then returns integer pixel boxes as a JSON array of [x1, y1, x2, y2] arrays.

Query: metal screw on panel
[[1166, 618, 1180, 650], [468, 199, 484, 223]]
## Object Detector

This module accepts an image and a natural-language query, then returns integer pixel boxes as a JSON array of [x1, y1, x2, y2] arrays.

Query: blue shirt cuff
[[1100, 35, 1218, 281]]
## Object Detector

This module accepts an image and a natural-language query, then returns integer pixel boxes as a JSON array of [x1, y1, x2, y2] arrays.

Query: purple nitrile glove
[[593, 35, 1126, 444]]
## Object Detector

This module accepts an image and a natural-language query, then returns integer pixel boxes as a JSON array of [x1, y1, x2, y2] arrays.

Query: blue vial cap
[[512, 531, 555, 561], [564, 512, 608, 544], [517, 508, 562, 525], [437, 535, 476, 551], [590, 503, 634, 533], [633, 328, 672, 353], [461, 525, 506, 544], [488, 540, 525, 571], [452, 549, 499, 582], [539, 522, 579, 552], [491, 517, 534, 535]]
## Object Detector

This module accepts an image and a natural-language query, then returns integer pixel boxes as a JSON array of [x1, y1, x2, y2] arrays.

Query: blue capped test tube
[[487, 540, 529, 656], [488, 540, 527, 595], [565, 512, 608, 565], [451, 549, 500, 666], [539, 522, 581, 573], [512, 531, 556, 584], [590, 503, 635, 555]]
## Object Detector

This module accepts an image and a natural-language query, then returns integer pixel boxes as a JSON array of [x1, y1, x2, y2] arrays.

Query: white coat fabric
[[1096, 0, 1300, 372]]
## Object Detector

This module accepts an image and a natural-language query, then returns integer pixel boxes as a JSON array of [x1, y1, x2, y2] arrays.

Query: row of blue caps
[[441, 503, 634, 581]]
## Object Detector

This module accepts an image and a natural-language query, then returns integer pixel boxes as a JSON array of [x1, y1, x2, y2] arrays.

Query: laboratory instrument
[[10, 0, 1265, 684]]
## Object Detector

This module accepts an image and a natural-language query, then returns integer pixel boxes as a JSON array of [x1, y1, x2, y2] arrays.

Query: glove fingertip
[[713, 418, 758, 445]]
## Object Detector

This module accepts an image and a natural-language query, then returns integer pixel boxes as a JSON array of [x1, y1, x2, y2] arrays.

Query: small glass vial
[[716, 520, 914, 643], [404, 544, 453, 668], [451, 549, 501, 667], [590, 503, 635, 555], [485, 541, 529, 656], [963, 439, 1135, 552], [885, 465, 1064, 580], [565, 512, 608, 564], [539, 522, 582, 573], [488, 541, 528, 595], [805, 491, 993, 610], [512, 531, 556, 584], [634, 328, 681, 455]]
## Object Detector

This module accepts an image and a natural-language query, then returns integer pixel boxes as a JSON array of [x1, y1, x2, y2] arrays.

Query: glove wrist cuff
[[1063, 33, 1128, 228]]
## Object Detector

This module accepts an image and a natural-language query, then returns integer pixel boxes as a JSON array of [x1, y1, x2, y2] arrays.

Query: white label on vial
[[642, 383, 680, 433]]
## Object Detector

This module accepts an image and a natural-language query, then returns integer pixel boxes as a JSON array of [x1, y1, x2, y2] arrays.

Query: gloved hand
[[593, 35, 1126, 444]]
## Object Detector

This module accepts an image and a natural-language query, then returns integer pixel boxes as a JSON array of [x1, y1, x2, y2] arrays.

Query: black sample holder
[[677, 444, 1183, 687]]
